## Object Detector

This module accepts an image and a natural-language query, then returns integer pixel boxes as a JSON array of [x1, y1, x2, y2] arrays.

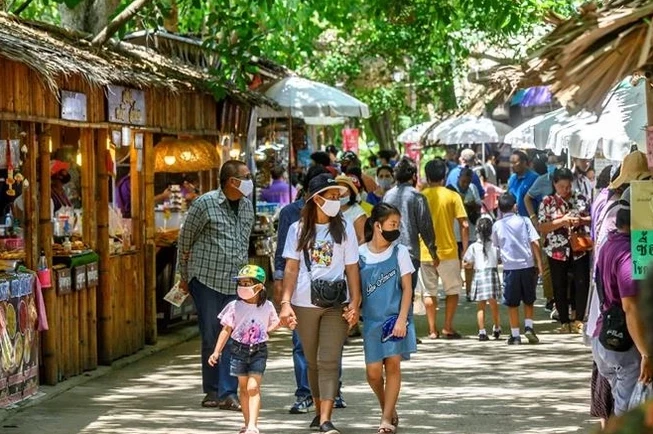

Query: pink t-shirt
[[218, 300, 280, 345], [482, 182, 504, 212]]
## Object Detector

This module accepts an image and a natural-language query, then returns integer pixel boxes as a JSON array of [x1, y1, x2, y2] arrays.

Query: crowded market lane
[[2, 301, 597, 434]]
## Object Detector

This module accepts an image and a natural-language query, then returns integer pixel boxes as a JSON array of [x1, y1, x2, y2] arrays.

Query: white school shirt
[[283, 221, 359, 308], [463, 241, 499, 271]]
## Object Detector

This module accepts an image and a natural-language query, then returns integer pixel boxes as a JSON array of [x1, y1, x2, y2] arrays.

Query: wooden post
[[143, 132, 157, 344], [39, 125, 57, 385], [23, 123, 38, 270], [96, 129, 113, 364]]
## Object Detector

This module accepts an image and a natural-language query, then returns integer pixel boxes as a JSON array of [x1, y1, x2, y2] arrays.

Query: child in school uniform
[[463, 217, 502, 341], [492, 193, 544, 345]]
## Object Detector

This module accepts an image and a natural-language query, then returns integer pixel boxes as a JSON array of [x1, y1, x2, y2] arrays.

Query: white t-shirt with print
[[283, 221, 359, 308], [218, 300, 280, 345], [358, 243, 414, 276], [463, 241, 499, 270]]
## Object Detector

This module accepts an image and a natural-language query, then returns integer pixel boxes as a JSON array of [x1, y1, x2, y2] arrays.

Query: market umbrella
[[397, 121, 436, 144], [262, 76, 370, 119], [426, 115, 512, 145], [154, 137, 221, 173]]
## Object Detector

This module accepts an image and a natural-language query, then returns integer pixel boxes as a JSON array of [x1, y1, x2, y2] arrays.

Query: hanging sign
[[61, 90, 88, 121], [631, 180, 653, 279], [107, 85, 145, 125], [647, 127, 653, 170], [342, 128, 359, 153]]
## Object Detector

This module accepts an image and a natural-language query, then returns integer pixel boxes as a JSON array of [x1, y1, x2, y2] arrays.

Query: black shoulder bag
[[303, 248, 347, 308], [596, 267, 634, 352]]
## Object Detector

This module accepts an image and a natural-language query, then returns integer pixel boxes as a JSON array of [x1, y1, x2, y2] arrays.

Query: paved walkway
[[2, 302, 598, 434]]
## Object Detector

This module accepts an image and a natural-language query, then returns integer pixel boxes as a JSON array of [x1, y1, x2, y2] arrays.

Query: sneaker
[[479, 333, 489, 342], [550, 308, 559, 321], [319, 421, 340, 434], [289, 395, 313, 414], [524, 327, 540, 344], [544, 299, 554, 312], [493, 329, 502, 340], [310, 415, 321, 429], [334, 394, 347, 409], [507, 336, 522, 345]]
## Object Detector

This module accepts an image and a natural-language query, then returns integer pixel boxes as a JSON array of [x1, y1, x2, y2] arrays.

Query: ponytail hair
[[364, 203, 401, 243], [476, 217, 494, 259]]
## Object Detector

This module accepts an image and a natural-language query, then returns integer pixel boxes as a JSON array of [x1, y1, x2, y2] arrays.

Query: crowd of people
[[175, 146, 653, 434]]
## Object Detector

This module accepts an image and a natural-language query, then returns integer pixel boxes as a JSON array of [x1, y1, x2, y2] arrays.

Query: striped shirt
[[177, 189, 254, 294]]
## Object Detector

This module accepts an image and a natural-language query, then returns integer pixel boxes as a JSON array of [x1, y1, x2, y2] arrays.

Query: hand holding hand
[[280, 304, 297, 329], [342, 305, 360, 328]]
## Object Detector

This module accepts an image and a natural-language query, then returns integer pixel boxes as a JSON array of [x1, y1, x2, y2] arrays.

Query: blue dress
[[360, 245, 417, 364]]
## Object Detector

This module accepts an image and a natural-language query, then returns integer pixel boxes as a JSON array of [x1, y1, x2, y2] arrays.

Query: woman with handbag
[[538, 168, 592, 334], [279, 173, 362, 434]]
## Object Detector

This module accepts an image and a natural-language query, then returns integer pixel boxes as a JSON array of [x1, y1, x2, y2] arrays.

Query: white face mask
[[318, 198, 341, 217], [339, 196, 350, 207], [237, 285, 262, 301], [234, 178, 254, 196]]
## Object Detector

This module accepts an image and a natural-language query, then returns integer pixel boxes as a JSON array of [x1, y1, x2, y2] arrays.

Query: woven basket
[[154, 137, 221, 173]]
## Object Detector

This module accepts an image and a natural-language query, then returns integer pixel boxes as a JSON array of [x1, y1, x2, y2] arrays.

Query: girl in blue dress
[[359, 203, 417, 434]]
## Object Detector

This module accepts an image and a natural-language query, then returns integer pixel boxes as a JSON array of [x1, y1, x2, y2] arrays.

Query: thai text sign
[[107, 85, 145, 125], [631, 181, 653, 279], [61, 90, 87, 121]]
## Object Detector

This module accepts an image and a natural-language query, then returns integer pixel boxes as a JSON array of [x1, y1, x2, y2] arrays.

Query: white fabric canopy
[[426, 115, 512, 144], [261, 76, 370, 119], [397, 121, 435, 143]]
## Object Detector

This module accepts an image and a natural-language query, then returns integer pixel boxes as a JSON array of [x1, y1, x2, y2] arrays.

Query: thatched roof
[[527, 0, 653, 114], [0, 12, 276, 108]]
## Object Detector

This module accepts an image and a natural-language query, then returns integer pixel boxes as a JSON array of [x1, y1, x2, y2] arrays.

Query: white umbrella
[[397, 121, 436, 144], [262, 76, 370, 119], [504, 109, 570, 150], [427, 115, 512, 144]]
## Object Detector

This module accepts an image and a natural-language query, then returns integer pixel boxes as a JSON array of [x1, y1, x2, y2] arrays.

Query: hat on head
[[460, 148, 476, 164], [307, 173, 347, 201], [233, 264, 266, 284], [340, 151, 357, 163], [335, 174, 361, 195], [50, 160, 70, 176], [609, 151, 650, 190]]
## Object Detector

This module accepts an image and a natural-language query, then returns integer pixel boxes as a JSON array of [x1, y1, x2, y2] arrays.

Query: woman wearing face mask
[[367, 166, 394, 206], [280, 173, 361, 434], [335, 174, 367, 245], [359, 203, 416, 433]]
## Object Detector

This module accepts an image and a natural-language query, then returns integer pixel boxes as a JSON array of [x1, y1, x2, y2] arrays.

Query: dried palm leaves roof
[[528, 0, 653, 114], [0, 13, 276, 108]]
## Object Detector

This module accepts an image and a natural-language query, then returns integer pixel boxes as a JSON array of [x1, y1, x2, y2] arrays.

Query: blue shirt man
[[507, 150, 539, 217], [445, 148, 485, 199]]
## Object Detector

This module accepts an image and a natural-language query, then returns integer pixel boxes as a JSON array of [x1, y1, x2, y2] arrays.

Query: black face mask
[[59, 173, 72, 184], [381, 229, 401, 243]]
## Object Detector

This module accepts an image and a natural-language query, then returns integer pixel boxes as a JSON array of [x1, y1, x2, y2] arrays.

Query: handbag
[[303, 249, 347, 308], [596, 267, 633, 352], [570, 232, 593, 253]]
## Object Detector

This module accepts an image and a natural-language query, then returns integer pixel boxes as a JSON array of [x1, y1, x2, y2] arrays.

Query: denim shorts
[[230, 340, 268, 377]]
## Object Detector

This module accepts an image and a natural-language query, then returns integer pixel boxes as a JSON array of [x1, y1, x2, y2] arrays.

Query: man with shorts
[[492, 193, 543, 345], [419, 159, 469, 339]]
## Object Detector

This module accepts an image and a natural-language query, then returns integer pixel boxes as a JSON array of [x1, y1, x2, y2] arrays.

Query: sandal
[[427, 332, 439, 340], [377, 423, 396, 433], [201, 392, 219, 408], [441, 330, 462, 340], [219, 396, 242, 411], [244, 428, 259, 434]]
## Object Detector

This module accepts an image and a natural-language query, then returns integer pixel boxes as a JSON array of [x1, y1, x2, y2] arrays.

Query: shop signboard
[[630, 180, 653, 279], [342, 128, 359, 153], [73, 265, 87, 291], [86, 262, 99, 287], [0, 273, 39, 407], [55, 268, 72, 295], [61, 90, 87, 122], [107, 85, 146, 125]]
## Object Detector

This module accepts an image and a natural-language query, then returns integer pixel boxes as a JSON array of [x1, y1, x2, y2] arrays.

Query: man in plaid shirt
[[178, 160, 255, 410]]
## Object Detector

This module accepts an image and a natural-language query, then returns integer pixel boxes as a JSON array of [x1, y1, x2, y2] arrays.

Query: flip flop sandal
[[244, 428, 260, 434], [441, 331, 462, 339], [238, 427, 247, 434], [377, 423, 396, 433]]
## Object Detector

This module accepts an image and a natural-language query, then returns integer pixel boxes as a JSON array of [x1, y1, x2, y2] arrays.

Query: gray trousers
[[294, 305, 349, 401], [592, 338, 641, 416]]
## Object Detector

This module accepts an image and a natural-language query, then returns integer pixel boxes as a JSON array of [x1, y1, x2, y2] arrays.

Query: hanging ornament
[[21, 144, 28, 154], [22, 179, 29, 189], [5, 136, 15, 197]]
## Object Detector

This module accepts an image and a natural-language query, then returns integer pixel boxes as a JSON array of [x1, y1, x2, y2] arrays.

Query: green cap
[[233, 264, 266, 284]]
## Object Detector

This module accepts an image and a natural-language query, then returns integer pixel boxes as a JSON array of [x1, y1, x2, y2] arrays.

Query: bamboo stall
[[0, 12, 274, 395]]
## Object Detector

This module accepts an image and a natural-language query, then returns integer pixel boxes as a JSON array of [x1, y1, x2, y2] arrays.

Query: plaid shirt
[[177, 189, 254, 294]]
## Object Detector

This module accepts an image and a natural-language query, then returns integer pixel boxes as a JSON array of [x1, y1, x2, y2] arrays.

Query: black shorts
[[502, 267, 537, 307]]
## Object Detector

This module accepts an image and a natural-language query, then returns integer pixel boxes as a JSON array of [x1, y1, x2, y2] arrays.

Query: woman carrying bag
[[538, 168, 592, 334], [280, 173, 362, 434]]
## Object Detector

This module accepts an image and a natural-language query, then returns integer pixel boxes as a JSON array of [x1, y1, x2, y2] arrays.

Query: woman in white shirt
[[336, 174, 367, 245], [280, 173, 361, 434]]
